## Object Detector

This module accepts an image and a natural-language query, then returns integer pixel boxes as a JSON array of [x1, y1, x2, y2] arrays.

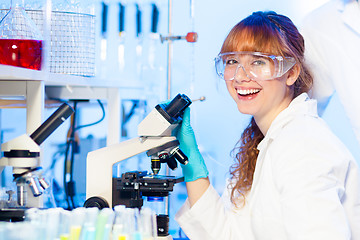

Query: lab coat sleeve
[[175, 183, 252, 240], [300, 17, 335, 115], [271, 118, 353, 239], [175, 196, 215, 240]]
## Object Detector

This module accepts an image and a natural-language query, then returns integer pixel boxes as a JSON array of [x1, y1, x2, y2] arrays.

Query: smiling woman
[[174, 10, 360, 240], [217, 11, 311, 133]]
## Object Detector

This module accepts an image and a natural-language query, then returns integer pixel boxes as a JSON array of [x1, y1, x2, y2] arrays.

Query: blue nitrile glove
[[177, 107, 209, 182]]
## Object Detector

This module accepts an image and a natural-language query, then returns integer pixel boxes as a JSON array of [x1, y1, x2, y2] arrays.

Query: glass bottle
[[0, 0, 43, 70]]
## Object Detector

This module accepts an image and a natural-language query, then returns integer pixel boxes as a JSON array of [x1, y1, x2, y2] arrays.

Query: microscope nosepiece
[[158, 151, 169, 162]]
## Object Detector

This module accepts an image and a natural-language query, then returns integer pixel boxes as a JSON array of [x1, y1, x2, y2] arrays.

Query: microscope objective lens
[[171, 147, 189, 165], [151, 158, 161, 175], [167, 157, 178, 170]]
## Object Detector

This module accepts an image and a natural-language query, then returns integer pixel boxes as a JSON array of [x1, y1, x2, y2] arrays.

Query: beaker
[[0, 0, 43, 70]]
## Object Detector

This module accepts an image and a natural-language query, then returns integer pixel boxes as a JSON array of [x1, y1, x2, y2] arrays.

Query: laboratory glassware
[[0, 0, 43, 70]]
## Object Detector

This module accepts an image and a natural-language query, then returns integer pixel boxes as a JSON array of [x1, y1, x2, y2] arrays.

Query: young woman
[[174, 11, 360, 239]]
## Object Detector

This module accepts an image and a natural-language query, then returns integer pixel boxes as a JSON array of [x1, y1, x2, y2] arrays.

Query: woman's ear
[[286, 64, 300, 86]]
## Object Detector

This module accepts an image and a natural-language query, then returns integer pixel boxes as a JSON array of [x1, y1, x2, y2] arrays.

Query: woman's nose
[[233, 65, 251, 82]]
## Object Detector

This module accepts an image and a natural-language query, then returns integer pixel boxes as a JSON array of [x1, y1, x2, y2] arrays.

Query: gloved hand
[[177, 107, 209, 182]]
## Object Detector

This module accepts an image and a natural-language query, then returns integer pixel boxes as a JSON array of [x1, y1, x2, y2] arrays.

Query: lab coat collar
[[257, 93, 318, 151], [338, 0, 360, 35]]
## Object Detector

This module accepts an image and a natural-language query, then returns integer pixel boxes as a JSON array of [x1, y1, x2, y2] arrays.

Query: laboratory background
[[0, 0, 359, 239]]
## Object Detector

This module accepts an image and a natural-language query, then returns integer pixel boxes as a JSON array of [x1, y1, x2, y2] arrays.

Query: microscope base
[[0, 208, 25, 222]]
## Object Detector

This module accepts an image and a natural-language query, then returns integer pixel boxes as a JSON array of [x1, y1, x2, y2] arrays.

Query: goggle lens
[[215, 52, 295, 81]]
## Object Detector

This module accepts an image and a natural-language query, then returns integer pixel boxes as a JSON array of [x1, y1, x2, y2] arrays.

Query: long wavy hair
[[221, 11, 313, 206]]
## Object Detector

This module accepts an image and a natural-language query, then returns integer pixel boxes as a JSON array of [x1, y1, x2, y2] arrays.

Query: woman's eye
[[251, 59, 267, 66], [226, 59, 238, 65]]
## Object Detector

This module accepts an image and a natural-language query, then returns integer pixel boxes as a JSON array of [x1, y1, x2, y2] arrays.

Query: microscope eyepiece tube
[[30, 103, 74, 145]]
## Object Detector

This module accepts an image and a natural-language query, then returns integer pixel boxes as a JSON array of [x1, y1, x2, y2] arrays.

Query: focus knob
[[83, 196, 109, 209]]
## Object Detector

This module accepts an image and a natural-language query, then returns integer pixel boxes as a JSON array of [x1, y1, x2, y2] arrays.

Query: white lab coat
[[301, 0, 360, 144], [175, 93, 360, 240]]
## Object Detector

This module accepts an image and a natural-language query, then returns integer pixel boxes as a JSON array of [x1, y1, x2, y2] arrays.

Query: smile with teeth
[[237, 88, 260, 96]]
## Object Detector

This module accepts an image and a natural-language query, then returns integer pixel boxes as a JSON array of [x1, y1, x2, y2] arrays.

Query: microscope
[[0, 103, 74, 221], [84, 94, 191, 239]]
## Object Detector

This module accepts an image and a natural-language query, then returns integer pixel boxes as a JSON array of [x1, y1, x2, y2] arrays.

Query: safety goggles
[[214, 51, 296, 81]]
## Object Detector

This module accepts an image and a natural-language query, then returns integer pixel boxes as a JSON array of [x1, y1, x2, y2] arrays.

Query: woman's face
[[225, 66, 295, 134]]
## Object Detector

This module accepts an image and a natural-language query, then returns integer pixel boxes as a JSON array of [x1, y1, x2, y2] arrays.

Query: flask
[[0, 0, 43, 70]]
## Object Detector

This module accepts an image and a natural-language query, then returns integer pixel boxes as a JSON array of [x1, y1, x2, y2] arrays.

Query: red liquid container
[[0, 39, 42, 70]]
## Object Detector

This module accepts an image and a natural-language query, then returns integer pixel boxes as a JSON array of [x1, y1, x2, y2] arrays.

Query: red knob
[[185, 32, 198, 42]]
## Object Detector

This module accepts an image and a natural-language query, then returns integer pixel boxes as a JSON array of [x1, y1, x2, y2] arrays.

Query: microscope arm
[[86, 136, 177, 207]]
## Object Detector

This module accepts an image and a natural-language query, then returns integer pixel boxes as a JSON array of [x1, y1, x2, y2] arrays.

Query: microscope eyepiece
[[165, 94, 192, 119]]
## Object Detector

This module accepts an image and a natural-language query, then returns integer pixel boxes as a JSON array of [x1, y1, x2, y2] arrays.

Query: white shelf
[[0, 64, 144, 88], [0, 64, 46, 81], [0, 64, 145, 145]]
